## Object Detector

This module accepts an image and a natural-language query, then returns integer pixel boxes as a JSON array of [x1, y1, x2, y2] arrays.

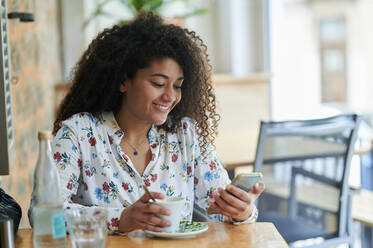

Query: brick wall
[[1, 0, 62, 228]]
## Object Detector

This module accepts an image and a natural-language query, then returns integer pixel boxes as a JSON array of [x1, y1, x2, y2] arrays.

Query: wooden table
[[15, 222, 288, 248], [352, 189, 373, 228]]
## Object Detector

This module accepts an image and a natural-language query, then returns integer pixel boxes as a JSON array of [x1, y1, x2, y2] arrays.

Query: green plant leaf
[[146, 0, 164, 11], [130, 0, 147, 11], [83, 0, 207, 29], [174, 8, 208, 19]]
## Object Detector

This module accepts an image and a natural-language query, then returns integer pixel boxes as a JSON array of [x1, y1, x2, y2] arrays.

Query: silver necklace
[[123, 138, 148, 156]]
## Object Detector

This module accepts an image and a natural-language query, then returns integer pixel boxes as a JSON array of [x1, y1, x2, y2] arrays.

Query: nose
[[162, 85, 177, 102]]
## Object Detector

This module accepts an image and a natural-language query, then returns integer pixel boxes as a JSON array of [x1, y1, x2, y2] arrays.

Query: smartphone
[[206, 172, 263, 215], [231, 172, 263, 192]]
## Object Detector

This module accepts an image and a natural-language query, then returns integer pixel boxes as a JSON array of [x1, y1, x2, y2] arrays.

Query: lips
[[153, 102, 172, 112]]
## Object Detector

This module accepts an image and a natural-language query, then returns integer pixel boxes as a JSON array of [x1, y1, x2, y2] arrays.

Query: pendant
[[134, 150, 138, 156]]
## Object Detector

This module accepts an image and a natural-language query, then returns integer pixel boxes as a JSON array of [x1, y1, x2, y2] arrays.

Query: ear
[[120, 77, 129, 93]]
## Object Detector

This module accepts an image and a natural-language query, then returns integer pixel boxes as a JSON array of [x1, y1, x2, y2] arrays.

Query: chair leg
[[361, 226, 372, 248]]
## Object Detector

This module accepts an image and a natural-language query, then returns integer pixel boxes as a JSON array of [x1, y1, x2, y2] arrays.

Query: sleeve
[[189, 122, 231, 222], [52, 122, 124, 233], [189, 121, 258, 224]]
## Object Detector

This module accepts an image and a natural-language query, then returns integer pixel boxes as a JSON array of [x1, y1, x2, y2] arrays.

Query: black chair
[[254, 114, 360, 248]]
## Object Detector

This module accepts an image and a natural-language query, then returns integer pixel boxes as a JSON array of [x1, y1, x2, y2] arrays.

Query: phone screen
[[206, 172, 263, 215], [231, 172, 263, 192]]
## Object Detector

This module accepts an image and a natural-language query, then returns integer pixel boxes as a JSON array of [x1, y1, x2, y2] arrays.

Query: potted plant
[[83, 0, 207, 27]]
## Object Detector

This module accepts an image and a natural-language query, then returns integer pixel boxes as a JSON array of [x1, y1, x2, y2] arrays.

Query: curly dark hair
[[53, 11, 220, 156]]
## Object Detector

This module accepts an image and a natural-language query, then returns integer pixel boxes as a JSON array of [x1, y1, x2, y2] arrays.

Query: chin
[[153, 116, 168, 126], [154, 119, 167, 126]]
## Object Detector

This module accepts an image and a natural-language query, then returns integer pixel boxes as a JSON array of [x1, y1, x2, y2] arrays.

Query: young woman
[[51, 11, 264, 233]]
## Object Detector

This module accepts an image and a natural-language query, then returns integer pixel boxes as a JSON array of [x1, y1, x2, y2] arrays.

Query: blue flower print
[[204, 171, 213, 181], [53, 113, 232, 232], [94, 188, 103, 200], [160, 184, 175, 197], [72, 145, 78, 153], [82, 127, 94, 138], [160, 184, 167, 191]]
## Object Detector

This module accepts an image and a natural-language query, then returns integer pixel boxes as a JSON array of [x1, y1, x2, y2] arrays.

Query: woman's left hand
[[208, 182, 265, 222]]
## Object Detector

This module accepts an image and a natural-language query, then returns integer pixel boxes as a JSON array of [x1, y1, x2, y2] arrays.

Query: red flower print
[[88, 137, 97, 146], [187, 166, 192, 175], [194, 177, 199, 185], [77, 159, 82, 169], [183, 122, 188, 130], [209, 161, 216, 171], [151, 143, 157, 149], [85, 170, 91, 177], [83, 182, 88, 191], [151, 153, 155, 161], [111, 218, 120, 227], [122, 154, 129, 161], [54, 152, 62, 162], [122, 182, 129, 191], [172, 154, 178, 162], [109, 136, 113, 144], [103, 182, 110, 192], [151, 174, 157, 182], [209, 193, 214, 198], [144, 179, 150, 187], [67, 183, 72, 190], [115, 130, 122, 136]]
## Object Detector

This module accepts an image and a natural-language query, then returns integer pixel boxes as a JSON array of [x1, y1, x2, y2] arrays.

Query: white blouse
[[52, 112, 236, 232]]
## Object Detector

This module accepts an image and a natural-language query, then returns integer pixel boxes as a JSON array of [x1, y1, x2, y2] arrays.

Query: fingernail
[[257, 182, 265, 190]]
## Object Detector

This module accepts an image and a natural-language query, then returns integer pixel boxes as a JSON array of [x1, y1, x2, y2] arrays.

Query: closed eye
[[151, 81, 165, 87]]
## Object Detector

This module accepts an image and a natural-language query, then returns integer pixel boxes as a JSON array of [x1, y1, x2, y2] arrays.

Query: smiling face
[[119, 58, 184, 126]]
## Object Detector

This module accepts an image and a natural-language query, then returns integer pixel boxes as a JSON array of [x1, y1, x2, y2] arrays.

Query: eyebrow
[[151, 73, 184, 81]]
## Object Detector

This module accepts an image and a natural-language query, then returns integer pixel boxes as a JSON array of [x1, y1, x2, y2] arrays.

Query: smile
[[153, 103, 171, 111]]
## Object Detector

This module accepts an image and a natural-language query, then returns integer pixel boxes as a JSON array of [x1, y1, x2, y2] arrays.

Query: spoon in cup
[[143, 184, 156, 203]]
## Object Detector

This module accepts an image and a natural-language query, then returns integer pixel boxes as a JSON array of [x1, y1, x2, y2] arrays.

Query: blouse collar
[[102, 112, 159, 144]]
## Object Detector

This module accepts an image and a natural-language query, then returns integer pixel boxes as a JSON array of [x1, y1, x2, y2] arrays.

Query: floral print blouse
[[52, 112, 232, 232]]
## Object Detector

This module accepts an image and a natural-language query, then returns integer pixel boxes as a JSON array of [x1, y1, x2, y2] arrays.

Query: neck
[[114, 111, 151, 146]]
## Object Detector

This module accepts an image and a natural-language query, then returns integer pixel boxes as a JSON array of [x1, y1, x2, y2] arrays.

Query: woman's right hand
[[118, 192, 171, 233]]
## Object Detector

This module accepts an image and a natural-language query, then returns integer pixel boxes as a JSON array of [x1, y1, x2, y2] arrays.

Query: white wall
[[270, 0, 373, 122], [270, 1, 321, 120], [347, 0, 373, 116], [60, 0, 86, 79]]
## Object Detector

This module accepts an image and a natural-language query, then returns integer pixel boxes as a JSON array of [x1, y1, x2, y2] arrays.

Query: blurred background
[[1, 1, 373, 241]]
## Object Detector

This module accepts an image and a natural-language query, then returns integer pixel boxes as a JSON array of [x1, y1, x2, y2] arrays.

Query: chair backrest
[[253, 114, 360, 240]]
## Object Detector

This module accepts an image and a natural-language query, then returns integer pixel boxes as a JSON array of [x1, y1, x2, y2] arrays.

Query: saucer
[[145, 222, 208, 238]]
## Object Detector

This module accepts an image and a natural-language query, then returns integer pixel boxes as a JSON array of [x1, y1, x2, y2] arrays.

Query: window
[[319, 17, 347, 103]]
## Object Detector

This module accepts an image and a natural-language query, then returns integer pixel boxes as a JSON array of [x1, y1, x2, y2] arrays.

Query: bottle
[[31, 130, 66, 248]]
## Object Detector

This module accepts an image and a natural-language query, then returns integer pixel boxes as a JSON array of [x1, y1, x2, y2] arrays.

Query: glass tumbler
[[66, 209, 108, 248]]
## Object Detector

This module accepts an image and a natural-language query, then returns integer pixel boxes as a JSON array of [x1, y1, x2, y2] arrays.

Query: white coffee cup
[[156, 197, 186, 232]]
